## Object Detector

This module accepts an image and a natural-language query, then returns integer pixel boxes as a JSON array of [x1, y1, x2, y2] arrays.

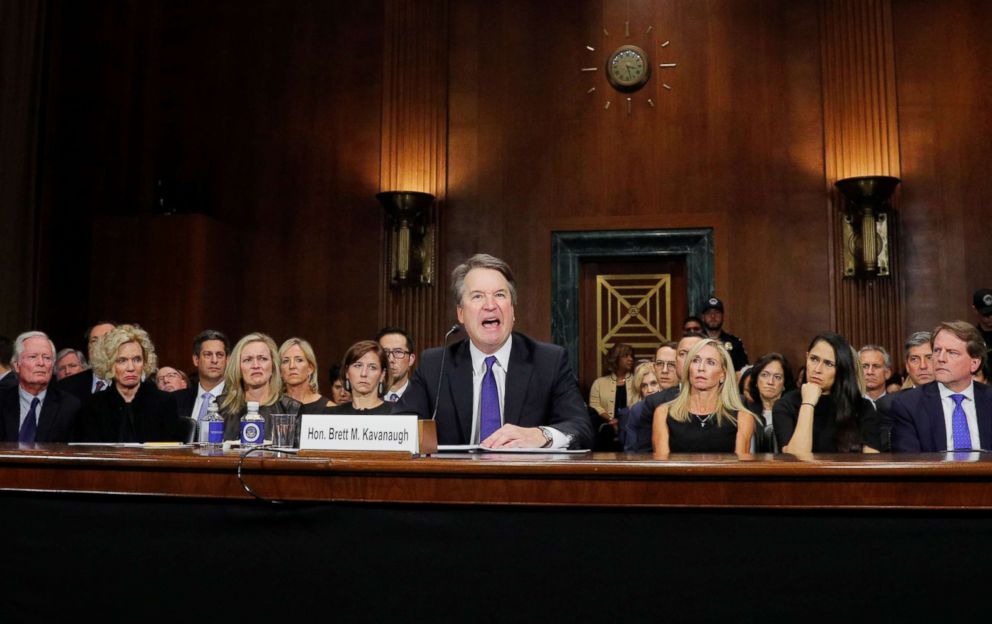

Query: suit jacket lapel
[[2, 390, 19, 441], [925, 384, 948, 451], [449, 341, 474, 442], [975, 384, 992, 449], [504, 334, 532, 426], [35, 390, 59, 441]]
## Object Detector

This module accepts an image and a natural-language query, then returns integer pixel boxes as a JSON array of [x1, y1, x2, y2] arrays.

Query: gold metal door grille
[[596, 273, 672, 377]]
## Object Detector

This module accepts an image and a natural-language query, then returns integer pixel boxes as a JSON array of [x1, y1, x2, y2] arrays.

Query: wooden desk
[[2, 444, 992, 508], [2, 445, 989, 620]]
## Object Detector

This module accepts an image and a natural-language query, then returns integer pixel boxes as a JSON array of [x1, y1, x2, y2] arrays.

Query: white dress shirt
[[386, 380, 409, 402], [939, 381, 982, 450], [467, 339, 569, 448]]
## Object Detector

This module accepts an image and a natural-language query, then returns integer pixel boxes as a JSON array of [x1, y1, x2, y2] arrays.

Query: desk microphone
[[431, 323, 462, 422]]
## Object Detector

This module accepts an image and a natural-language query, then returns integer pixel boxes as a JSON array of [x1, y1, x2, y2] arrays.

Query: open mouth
[[481, 318, 501, 329]]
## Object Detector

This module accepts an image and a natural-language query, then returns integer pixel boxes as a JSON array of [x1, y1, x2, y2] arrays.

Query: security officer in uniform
[[701, 296, 749, 372], [972, 288, 992, 348]]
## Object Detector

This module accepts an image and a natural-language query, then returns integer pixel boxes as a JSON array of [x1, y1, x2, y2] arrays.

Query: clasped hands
[[481, 424, 549, 449]]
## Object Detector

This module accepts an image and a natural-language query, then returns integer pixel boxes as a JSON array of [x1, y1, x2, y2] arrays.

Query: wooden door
[[579, 258, 687, 394]]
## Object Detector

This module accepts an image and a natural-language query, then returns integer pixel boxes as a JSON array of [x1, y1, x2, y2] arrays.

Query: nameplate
[[299, 415, 428, 454]]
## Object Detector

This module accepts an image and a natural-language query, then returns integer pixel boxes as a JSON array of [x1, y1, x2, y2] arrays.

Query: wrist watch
[[539, 427, 553, 448]]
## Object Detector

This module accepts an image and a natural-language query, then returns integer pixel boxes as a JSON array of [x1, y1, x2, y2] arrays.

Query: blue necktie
[[197, 391, 213, 422], [950, 393, 971, 450], [479, 356, 501, 441], [19, 397, 39, 443]]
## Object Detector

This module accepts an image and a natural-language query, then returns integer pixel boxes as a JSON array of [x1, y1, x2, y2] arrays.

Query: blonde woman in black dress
[[652, 338, 756, 454]]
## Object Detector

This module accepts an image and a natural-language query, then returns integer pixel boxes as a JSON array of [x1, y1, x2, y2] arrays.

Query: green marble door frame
[[551, 229, 715, 377]]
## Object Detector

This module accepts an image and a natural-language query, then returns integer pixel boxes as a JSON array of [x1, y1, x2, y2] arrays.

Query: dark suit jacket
[[623, 385, 679, 452], [874, 391, 899, 451], [393, 332, 593, 449], [0, 372, 17, 392], [890, 381, 992, 452], [76, 380, 184, 443], [0, 384, 81, 443], [176, 386, 229, 417], [56, 369, 97, 406]]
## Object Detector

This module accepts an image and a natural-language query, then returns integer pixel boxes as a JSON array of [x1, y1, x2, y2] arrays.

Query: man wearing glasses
[[376, 327, 416, 402], [653, 341, 679, 391]]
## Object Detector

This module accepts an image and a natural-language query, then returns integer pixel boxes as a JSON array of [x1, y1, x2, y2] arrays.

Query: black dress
[[326, 401, 392, 415], [298, 395, 335, 414], [666, 410, 738, 452], [772, 389, 882, 452]]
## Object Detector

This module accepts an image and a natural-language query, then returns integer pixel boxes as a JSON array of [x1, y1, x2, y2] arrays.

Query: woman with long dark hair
[[774, 333, 881, 453]]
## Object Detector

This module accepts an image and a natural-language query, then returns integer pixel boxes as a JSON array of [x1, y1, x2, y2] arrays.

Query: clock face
[[606, 45, 650, 92]]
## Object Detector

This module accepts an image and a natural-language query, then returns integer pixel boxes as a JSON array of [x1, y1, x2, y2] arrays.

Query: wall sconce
[[834, 175, 900, 278], [376, 191, 435, 286]]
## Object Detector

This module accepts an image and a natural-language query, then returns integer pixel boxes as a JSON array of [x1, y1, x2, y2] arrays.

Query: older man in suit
[[891, 321, 992, 452], [394, 254, 592, 449], [0, 331, 81, 443]]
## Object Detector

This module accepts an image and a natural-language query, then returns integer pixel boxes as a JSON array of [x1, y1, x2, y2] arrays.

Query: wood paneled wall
[[378, 0, 448, 349], [447, 0, 830, 368], [820, 0, 904, 357], [35, 0, 385, 372], [12, 0, 992, 379], [894, 0, 992, 333], [0, 0, 47, 337]]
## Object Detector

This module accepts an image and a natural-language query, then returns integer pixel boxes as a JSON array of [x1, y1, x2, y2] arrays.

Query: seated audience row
[[1, 258, 989, 454]]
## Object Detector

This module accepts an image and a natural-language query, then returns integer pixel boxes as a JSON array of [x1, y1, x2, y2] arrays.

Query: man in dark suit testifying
[[394, 254, 592, 449], [0, 331, 81, 443], [891, 321, 992, 452]]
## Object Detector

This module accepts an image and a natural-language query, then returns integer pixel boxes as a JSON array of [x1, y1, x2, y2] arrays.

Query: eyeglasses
[[654, 360, 676, 370], [384, 349, 410, 360]]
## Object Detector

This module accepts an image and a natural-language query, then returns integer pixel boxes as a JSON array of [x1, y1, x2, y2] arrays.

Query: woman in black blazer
[[77, 324, 183, 443]]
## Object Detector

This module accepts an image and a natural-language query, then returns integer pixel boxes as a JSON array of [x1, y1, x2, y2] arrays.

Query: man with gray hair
[[394, 253, 592, 449], [55, 348, 89, 381], [874, 331, 935, 450], [0, 331, 81, 442], [859, 344, 892, 404]]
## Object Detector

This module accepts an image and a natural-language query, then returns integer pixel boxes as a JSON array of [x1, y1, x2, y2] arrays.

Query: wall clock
[[581, 22, 678, 115], [606, 44, 650, 92]]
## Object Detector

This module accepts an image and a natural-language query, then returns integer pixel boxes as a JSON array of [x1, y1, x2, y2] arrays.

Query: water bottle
[[240, 401, 265, 446], [205, 399, 225, 446], [197, 399, 213, 445]]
